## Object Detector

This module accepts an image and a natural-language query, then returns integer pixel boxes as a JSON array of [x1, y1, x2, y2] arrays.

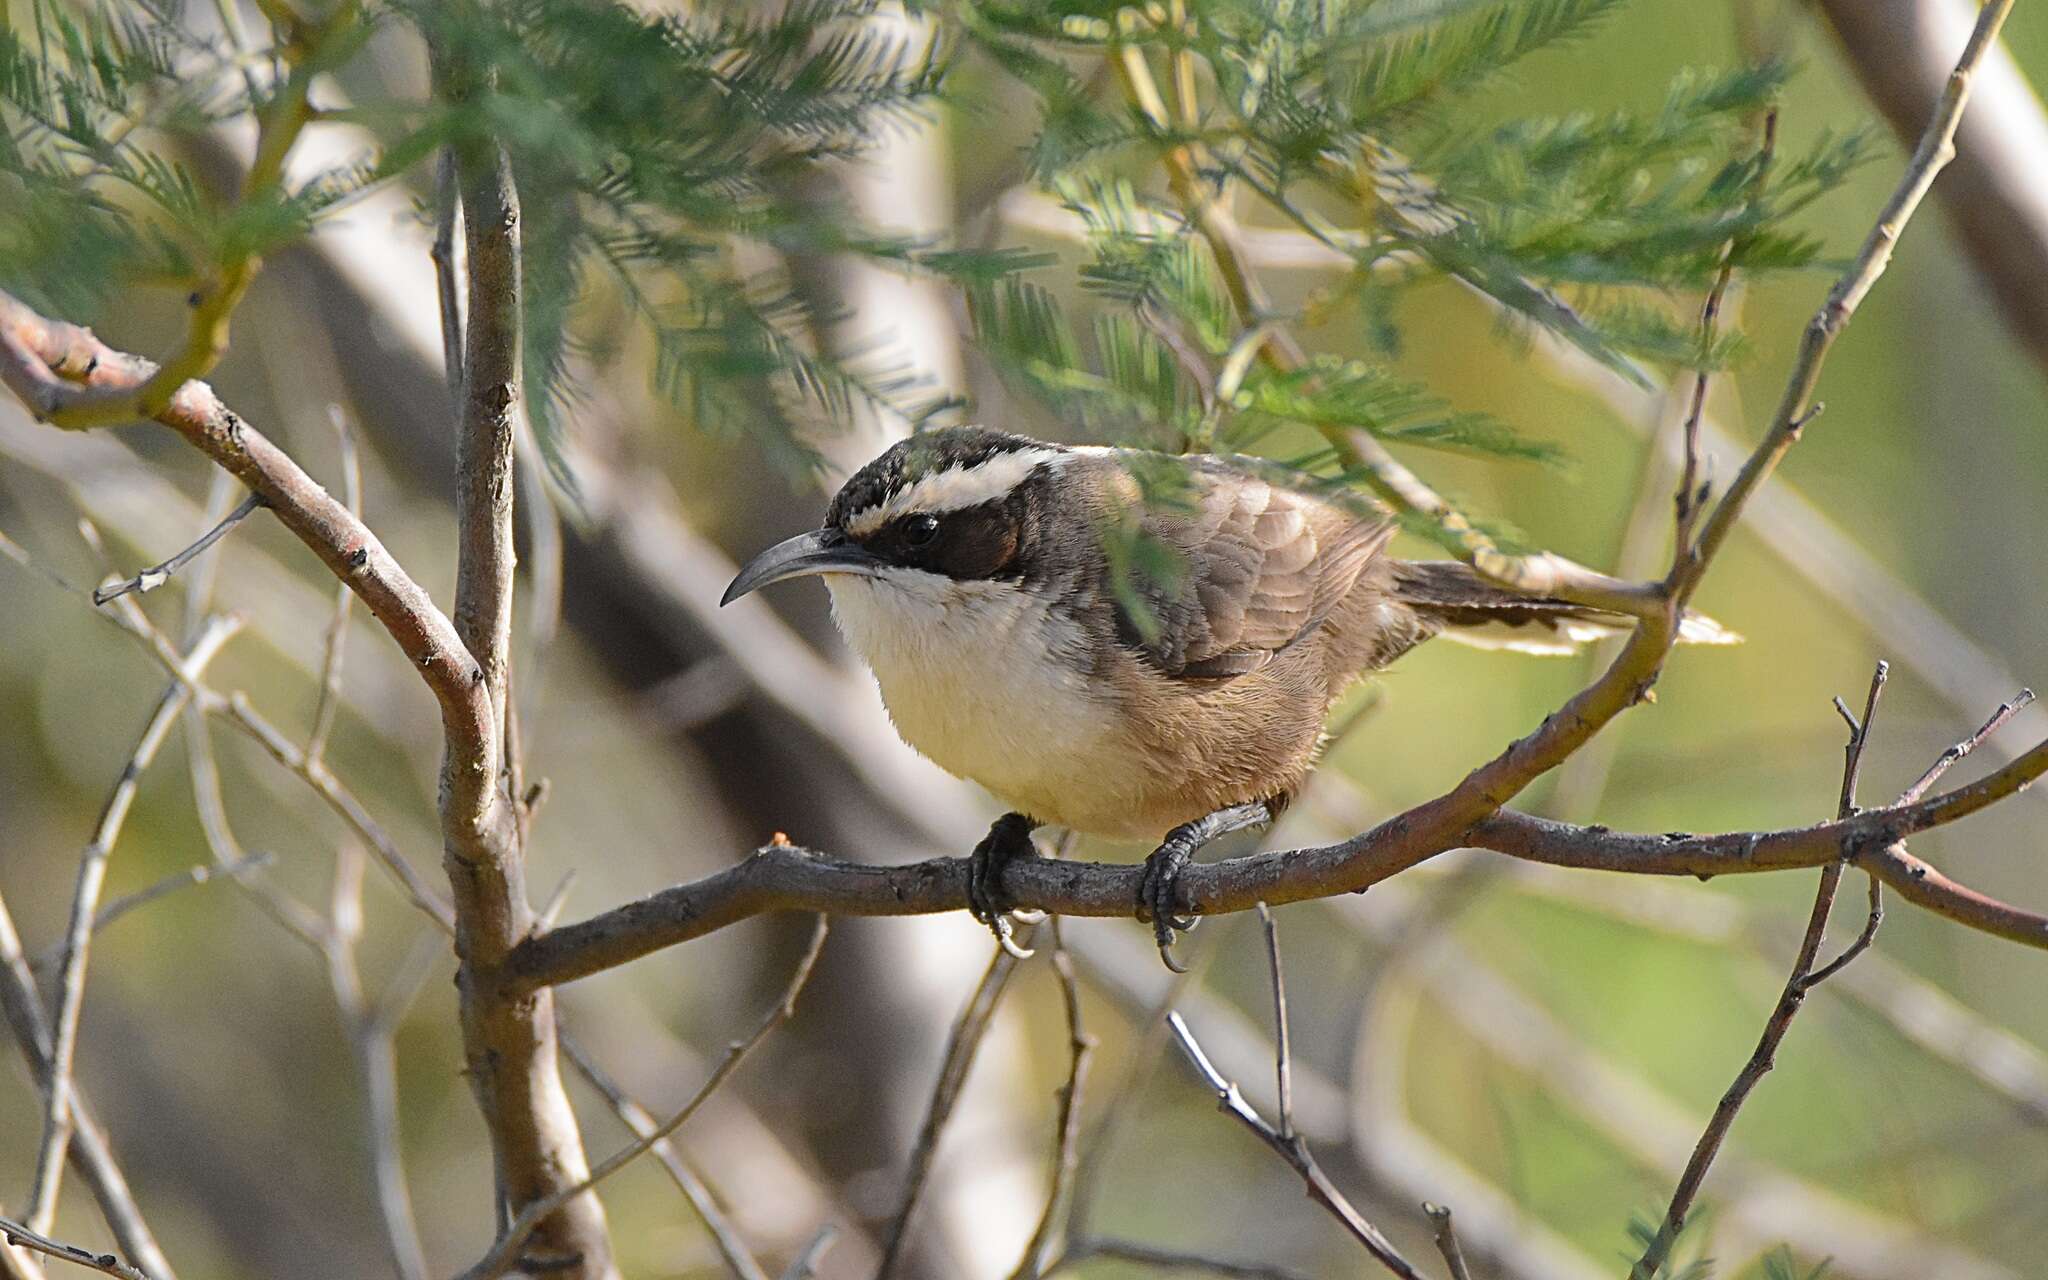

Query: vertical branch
[[27, 616, 241, 1233], [432, 26, 613, 1277], [0, 889, 175, 1280], [875, 941, 1028, 1280], [1009, 922, 1095, 1280], [1630, 661, 1888, 1280]]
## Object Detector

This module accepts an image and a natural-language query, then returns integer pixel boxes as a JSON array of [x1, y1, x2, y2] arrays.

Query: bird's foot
[[1134, 800, 1276, 972], [1136, 839, 1200, 973], [968, 813, 1041, 958]]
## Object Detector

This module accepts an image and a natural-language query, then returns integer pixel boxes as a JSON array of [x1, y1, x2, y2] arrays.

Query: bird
[[723, 426, 1734, 967]]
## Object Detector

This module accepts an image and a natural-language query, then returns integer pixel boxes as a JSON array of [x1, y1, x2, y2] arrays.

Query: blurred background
[[2, 1, 2047, 1278]]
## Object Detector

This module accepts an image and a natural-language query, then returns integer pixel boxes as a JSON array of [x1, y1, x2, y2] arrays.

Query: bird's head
[[721, 427, 1068, 606]]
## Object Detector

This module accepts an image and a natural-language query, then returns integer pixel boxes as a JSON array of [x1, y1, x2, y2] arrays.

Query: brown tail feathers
[[1391, 561, 1739, 656]]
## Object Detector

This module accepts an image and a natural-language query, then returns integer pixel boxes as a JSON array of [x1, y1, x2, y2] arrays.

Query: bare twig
[[1257, 904, 1294, 1137], [1166, 1007, 1426, 1280], [0, 1216, 149, 1280], [306, 405, 362, 764], [1063, 1238, 1314, 1280], [91, 492, 265, 605], [1010, 922, 1095, 1280], [456, 918, 828, 1280], [1807, 684, 2035, 988], [1423, 1205, 1474, 1280], [0, 890, 175, 1280], [778, 1227, 838, 1280], [27, 852, 278, 973], [559, 1032, 773, 1280], [1631, 659, 1886, 1280], [326, 846, 433, 1280], [1818, 0, 2048, 372], [875, 938, 1029, 1280], [28, 615, 242, 1232], [1900, 688, 2037, 804]]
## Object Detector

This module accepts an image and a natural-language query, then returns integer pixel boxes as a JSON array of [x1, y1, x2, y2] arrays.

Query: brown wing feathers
[[1123, 467, 1393, 680]]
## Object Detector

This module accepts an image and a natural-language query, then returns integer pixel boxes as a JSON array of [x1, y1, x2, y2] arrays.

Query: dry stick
[[1422, 1205, 1473, 1280], [92, 492, 265, 605], [455, 918, 829, 1280], [558, 1032, 773, 1280], [0, 891, 173, 1280], [1169, 907, 1429, 1280], [1065, 1240, 1313, 1280], [26, 614, 242, 1234], [306, 405, 362, 764], [778, 1227, 837, 1280], [105, 593, 453, 933], [326, 845, 433, 1280], [0, 1216, 149, 1280], [874, 939, 1030, 1280], [1631, 659, 1889, 1280], [25, 853, 278, 972], [1166, 1007, 1425, 1280], [1805, 685, 2037, 989], [1009, 921, 1096, 1280]]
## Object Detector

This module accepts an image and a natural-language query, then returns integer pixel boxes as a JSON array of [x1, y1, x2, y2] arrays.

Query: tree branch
[[26, 615, 241, 1233], [503, 719, 2048, 993], [1817, 0, 2048, 373], [1631, 661, 1889, 1280], [430, 33, 613, 1274]]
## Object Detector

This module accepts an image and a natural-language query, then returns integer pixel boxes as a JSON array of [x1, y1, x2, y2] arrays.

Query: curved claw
[[1156, 937, 1190, 974], [994, 913, 1037, 960]]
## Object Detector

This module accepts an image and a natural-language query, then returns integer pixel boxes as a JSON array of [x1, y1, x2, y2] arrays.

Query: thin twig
[[1423, 1204, 1473, 1280], [103, 594, 454, 933], [875, 937, 1028, 1280], [1257, 904, 1294, 1138], [0, 891, 174, 1280], [326, 844, 432, 1280], [560, 1031, 774, 1280], [1168, 919, 1429, 1280], [28, 853, 278, 973], [777, 1227, 837, 1280], [1808, 683, 2037, 988], [91, 493, 265, 605], [1900, 687, 2037, 804], [307, 405, 361, 765], [27, 615, 242, 1232], [1009, 921, 1095, 1280], [1631, 660, 1888, 1280], [0, 1216, 149, 1280], [1064, 1238, 1313, 1280], [1675, 109, 1776, 554], [455, 917, 829, 1280]]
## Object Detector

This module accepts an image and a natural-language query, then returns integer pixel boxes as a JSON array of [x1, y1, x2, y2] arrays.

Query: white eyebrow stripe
[[844, 447, 1063, 536]]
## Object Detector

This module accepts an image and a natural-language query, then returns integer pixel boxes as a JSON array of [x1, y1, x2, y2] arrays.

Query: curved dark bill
[[721, 529, 885, 605]]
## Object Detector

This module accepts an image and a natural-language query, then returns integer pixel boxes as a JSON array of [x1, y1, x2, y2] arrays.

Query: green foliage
[[955, 0, 1873, 502], [0, 0, 1869, 508]]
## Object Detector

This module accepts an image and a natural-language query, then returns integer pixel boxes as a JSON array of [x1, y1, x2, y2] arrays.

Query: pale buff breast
[[825, 573, 1186, 839], [824, 573, 1337, 840]]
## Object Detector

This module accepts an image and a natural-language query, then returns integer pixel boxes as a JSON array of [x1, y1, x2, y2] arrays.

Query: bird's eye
[[903, 513, 940, 547]]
